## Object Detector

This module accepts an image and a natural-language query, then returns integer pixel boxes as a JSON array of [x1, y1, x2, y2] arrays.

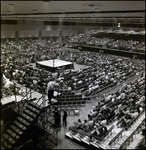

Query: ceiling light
[[88, 4, 95, 7], [9, 4, 15, 6]]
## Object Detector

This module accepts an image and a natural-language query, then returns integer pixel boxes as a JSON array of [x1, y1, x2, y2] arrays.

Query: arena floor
[[29, 60, 144, 149], [1, 59, 144, 149]]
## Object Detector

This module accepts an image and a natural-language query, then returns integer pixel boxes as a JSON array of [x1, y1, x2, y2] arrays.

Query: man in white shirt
[[46, 78, 59, 104]]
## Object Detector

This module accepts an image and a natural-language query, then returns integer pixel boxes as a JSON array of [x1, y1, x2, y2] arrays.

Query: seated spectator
[[88, 119, 94, 129], [90, 106, 97, 117], [90, 123, 107, 139], [75, 119, 84, 129], [82, 119, 90, 131], [130, 111, 139, 118], [100, 118, 107, 126], [120, 113, 133, 128]]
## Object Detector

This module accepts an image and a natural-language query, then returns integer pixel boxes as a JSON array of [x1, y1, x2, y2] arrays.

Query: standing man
[[63, 108, 68, 126], [54, 107, 61, 127], [46, 78, 59, 104]]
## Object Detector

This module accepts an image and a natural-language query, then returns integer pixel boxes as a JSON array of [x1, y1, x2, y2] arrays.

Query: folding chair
[[74, 107, 80, 115]]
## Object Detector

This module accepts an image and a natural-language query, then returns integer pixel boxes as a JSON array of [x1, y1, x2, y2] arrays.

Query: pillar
[[75, 30, 78, 36], [58, 30, 62, 45], [15, 30, 18, 41], [38, 30, 42, 41]]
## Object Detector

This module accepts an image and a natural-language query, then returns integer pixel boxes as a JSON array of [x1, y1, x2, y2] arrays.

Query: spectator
[[46, 78, 59, 104], [54, 107, 61, 128], [63, 108, 68, 126]]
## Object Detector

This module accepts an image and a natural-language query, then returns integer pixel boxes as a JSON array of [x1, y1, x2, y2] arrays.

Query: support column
[[38, 30, 42, 41], [75, 30, 78, 36], [15, 30, 18, 41], [58, 30, 62, 46]]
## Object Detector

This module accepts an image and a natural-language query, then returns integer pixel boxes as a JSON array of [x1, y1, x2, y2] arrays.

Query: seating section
[[55, 90, 90, 114], [2, 43, 144, 98], [68, 30, 145, 53], [66, 76, 145, 149]]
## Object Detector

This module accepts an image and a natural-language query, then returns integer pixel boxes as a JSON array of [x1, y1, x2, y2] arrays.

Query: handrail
[[2, 95, 44, 149], [31, 95, 43, 109], [108, 128, 124, 146], [2, 87, 32, 125], [12, 95, 44, 149], [126, 109, 144, 130], [2, 84, 35, 136], [119, 118, 145, 149]]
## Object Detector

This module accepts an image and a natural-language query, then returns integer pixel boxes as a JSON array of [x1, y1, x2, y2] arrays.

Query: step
[[112, 135, 128, 149], [127, 134, 144, 149], [20, 113, 34, 122], [3, 133, 16, 145], [25, 106, 40, 115], [28, 102, 41, 111], [16, 117, 31, 126], [6, 129, 20, 140], [27, 101, 41, 111], [2, 139, 12, 149], [24, 109, 37, 117], [100, 131, 118, 148], [23, 110, 37, 119], [10, 125, 23, 135], [13, 120, 27, 131]]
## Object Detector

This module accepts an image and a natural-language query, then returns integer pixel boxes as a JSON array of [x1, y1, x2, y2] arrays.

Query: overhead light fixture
[[88, 4, 95, 7], [9, 4, 15, 6], [82, 3, 102, 7], [32, 9, 37, 11]]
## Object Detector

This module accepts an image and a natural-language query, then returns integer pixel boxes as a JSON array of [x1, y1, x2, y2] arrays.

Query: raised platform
[[36, 59, 74, 72]]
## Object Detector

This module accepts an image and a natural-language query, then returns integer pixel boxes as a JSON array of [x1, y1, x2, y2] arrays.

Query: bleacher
[[65, 76, 145, 149]]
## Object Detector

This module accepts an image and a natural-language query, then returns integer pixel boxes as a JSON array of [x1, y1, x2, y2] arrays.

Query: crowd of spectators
[[1, 39, 60, 64], [59, 52, 144, 95], [68, 75, 145, 142], [1, 30, 145, 148], [1, 38, 77, 65], [68, 30, 145, 53], [1, 38, 145, 98], [1, 36, 145, 100]]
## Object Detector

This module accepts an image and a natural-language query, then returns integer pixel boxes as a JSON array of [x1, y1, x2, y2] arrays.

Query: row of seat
[[56, 96, 89, 102]]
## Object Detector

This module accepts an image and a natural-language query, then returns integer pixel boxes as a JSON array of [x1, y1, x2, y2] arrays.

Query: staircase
[[1, 100, 43, 149]]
